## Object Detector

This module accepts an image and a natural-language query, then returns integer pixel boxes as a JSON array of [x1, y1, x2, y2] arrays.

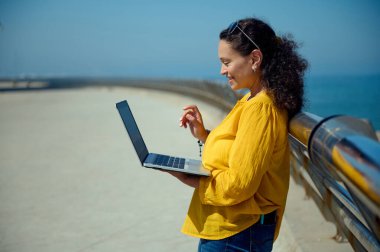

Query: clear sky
[[0, 0, 379, 79]]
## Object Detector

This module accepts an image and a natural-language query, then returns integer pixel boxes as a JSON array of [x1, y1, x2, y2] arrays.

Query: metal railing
[[289, 112, 380, 252]]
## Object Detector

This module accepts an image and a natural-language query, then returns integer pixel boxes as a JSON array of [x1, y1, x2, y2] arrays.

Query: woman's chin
[[229, 83, 240, 91], [228, 81, 236, 89]]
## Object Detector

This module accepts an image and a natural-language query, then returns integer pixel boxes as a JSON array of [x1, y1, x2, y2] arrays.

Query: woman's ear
[[250, 49, 263, 72]]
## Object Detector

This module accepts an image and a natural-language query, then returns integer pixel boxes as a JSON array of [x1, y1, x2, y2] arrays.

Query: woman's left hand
[[164, 170, 200, 188]]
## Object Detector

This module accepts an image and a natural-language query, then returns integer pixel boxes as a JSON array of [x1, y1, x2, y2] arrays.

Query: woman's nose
[[220, 65, 227, 76]]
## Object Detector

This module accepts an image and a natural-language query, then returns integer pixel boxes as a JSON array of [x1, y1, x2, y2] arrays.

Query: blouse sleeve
[[198, 101, 277, 206]]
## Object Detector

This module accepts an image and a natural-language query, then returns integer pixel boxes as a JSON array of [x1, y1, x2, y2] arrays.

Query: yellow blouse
[[181, 91, 290, 240]]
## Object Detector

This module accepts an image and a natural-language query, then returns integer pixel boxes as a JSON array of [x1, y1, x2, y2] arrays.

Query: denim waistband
[[259, 211, 277, 225]]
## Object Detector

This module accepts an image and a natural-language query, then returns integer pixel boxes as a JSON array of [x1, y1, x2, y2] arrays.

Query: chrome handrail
[[289, 112, 380, 252]]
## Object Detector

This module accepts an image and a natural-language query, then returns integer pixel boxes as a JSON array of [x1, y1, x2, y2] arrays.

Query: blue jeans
[[198, 222, 276, 252]]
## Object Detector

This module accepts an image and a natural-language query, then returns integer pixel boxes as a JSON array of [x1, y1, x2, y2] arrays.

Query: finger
[[192, 106, 203, 121], [180, 110, 195, 124], [179, 116, 189, 128], [180, 107, 199, 129], [180, 109, 194, 117], [179, 120, 188, 129], [182, 105, 198, 111], [185, 113, 199, 126], [179, 117, 185, 126], [183, 105, 202, 121], [183, 106, 199, 117]]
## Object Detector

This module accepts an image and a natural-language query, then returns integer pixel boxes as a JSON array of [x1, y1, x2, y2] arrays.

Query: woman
[[166, 17, 308, 252]]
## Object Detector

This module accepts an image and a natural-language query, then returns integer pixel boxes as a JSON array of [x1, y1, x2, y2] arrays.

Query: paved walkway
[[0, 86, 352, 251]]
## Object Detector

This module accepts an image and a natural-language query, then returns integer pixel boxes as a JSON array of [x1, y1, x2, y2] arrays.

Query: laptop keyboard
[[153, 155, 185, 169]]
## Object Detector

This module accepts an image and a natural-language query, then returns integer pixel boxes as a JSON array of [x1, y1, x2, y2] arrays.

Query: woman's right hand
[[179, 105, 208, 142]]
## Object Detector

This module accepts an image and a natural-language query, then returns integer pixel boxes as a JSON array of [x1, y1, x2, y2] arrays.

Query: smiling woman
[[165, 17, 308, 252], [219, 18, 308, 118]]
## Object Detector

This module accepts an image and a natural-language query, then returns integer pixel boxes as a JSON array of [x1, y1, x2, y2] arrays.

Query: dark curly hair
[[220, 18, 308, 118]]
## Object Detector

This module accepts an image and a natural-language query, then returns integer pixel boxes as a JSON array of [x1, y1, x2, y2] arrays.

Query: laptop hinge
[[144, 153, 156, 164]]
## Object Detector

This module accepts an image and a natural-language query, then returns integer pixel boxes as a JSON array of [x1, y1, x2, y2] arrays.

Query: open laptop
[[116, 100, 210, 176]]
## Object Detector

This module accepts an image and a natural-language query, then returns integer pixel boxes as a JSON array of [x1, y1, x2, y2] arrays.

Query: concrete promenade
[[0, 86, 352, 251]]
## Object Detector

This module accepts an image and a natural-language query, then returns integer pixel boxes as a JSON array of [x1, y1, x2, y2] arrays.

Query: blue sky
[[0, 0, 379, 79]]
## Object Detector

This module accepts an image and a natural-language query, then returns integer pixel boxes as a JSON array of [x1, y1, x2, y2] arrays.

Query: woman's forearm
[[166, 171, 200, 188]]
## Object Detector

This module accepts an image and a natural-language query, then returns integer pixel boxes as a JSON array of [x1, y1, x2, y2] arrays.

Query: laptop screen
[[116, 100, 149, 164]]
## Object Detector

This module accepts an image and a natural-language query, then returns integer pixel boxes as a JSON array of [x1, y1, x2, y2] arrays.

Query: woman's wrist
[[199, 129, 210, 143], [197, 129, 210, 157]]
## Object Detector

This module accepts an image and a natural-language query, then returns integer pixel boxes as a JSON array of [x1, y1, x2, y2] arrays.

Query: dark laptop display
[[116, 101, 149, 164], [116, 100, 210, 176]]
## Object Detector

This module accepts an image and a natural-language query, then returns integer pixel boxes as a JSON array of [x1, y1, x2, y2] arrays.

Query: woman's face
[[218, 40, 256, 91]]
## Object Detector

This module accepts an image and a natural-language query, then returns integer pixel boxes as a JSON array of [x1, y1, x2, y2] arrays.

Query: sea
[[304, 75, 380, 130], [214, 74, 380, 130]]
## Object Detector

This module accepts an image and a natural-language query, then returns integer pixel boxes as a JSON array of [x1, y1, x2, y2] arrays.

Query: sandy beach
[[0, 86, 353, 251]]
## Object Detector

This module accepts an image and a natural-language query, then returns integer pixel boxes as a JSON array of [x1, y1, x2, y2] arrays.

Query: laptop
[[116, 100, 210, 176]]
